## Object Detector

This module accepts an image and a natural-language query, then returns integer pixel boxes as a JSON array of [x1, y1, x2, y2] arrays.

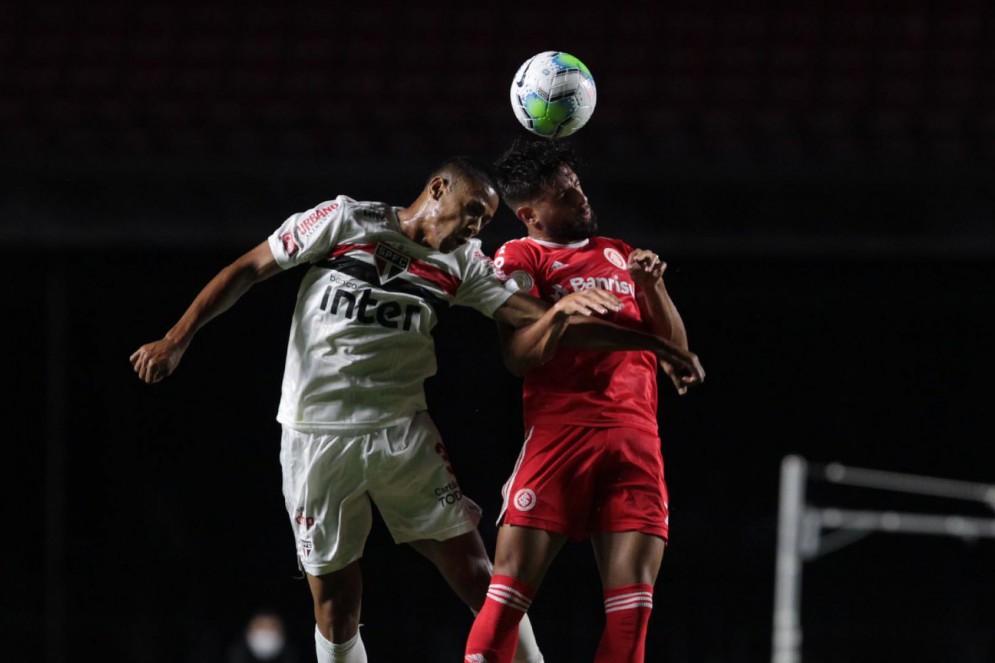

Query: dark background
[[3, 2, 994, 662]]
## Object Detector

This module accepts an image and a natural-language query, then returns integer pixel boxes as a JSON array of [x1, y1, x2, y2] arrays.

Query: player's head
[[418, 156, 500, 253], [493, 136, 597, 243]]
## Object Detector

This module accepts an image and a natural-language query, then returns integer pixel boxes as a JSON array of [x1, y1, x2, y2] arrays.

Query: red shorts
[[497, 423, 669, 541]]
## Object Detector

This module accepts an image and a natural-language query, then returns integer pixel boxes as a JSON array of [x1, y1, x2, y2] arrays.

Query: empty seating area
[[3, 1, 992, 168]]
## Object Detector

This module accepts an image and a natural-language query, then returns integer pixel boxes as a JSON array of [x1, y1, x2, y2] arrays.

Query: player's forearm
[[561, 316, 691, 365], [497, 288, 632, 375], [165, 259, 266, 347], [637, 280, 688, 350], [503, 309, 572, 375]]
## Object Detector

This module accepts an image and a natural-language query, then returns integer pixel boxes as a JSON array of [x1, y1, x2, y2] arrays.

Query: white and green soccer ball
[[510, 51, 597, 138]]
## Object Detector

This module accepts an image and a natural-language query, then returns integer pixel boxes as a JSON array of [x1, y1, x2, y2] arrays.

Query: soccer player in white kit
[[130, 157, 703, 663]]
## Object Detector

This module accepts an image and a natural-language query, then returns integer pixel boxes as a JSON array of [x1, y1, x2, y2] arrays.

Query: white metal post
[[772, 455, 807, 663]]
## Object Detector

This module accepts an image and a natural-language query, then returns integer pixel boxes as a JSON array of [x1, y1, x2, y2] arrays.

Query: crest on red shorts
[[514, 488, 537, 512]]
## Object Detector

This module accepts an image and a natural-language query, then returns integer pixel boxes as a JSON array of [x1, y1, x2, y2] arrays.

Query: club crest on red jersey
[[604, 247, 627, 269], [374, 242, 411, 283]]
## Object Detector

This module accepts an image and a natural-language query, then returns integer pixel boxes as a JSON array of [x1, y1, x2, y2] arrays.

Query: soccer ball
[[510, 51, 597, 139]]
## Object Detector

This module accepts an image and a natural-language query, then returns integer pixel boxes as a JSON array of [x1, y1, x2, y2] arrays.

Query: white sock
[[315, 626, 367, 663], [514, 613, 544, 663], [472, 606, 544, 663]]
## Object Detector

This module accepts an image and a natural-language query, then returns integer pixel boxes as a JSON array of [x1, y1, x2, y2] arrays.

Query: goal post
[[771, 455, 995, 663]]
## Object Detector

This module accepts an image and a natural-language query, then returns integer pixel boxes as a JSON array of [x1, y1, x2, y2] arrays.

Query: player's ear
[[428, 176, 449, 200], [516, 205, 537, 226]]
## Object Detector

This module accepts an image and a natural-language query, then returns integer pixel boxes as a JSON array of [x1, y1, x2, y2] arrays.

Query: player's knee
[[432, 537, 491, 582], [438, 554, 491, 610], [314, 601, 360, 642], [493, 547, 529, 579]]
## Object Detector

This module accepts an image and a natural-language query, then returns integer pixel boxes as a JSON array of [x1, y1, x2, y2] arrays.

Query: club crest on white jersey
[[374, 242, 411, 283]]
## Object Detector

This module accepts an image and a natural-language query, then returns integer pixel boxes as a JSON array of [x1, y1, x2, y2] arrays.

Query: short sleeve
[[451, 242, 515, 318], [267, 197, 347, 269], [493, 239, 540, 297]]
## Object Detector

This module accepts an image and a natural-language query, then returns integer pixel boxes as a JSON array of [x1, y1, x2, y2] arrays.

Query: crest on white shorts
[[513, 488, 537, 512], [604, 247, 627, 269]]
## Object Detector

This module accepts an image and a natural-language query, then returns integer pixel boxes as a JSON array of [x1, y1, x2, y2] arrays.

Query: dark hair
[[428, 156, 499, 194], [493, 136, 581, 211]]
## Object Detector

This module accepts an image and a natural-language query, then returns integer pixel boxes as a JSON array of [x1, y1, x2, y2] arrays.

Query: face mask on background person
[[245, 614, 286, 660]]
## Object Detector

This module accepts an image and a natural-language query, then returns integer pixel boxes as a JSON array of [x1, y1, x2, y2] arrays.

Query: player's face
[[531, 165, 597, 243], [430, 182, 499, 253]]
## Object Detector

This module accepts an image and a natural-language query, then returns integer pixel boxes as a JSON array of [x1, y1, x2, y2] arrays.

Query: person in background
[[226, 609, 302, 663]]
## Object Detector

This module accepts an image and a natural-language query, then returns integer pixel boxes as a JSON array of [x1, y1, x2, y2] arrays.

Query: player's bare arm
[[562, 316, 704, 390], [493, 289, 623, 376], [130, 240, 282, 384], [628, 249, 688, 349], [628, 248, 698, 393], [493, 289, 704, 387]]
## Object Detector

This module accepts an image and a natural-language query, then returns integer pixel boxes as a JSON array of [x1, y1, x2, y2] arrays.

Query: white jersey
[[266, 195, 514, 432]]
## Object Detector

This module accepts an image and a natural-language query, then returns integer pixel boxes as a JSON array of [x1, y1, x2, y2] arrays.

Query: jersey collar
[[527, 237, 591, 249]]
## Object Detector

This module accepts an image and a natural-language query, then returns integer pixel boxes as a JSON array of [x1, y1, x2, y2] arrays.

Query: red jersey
[[494, 236, 659, 433]]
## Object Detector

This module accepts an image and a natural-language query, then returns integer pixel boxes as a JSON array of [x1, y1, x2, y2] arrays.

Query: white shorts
[[279, 412, 481, 576]]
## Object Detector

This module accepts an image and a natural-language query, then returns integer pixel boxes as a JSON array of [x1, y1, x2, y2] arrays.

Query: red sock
[[594, 583, 654, 663], [464, 575, 535, 663]]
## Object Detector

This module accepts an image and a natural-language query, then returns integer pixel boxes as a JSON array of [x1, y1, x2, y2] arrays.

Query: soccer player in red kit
[[464, 137, 703, 663]]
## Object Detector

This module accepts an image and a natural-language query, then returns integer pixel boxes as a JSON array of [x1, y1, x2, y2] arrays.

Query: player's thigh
[[493, 524, 568, 587], [591, 530, 666, 588], [367, 412, 479, 544], [408, 530, 492, 606], [280, 427, 373, 576], [306, 560, 364, 613], [408, 528, 488, 568]]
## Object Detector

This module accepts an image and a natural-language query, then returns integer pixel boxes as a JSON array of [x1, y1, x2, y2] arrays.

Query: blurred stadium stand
[[5, 4, 995, 662], [2, 0, 993, 254]]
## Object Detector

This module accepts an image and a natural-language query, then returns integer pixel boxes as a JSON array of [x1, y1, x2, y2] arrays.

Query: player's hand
[[550, 288, 622, 319], [627, 249, 666, 287], [659, 351, 705, 395], [130, 336, 186, 384]]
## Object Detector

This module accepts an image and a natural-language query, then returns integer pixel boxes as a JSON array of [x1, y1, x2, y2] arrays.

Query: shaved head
[[428, 156, 499, 196]]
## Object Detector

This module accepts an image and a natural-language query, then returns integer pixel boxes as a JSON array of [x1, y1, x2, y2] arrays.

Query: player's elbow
[[502, 347, 546, 377], [502, 354, 528, 378], [506, 364, 527, 378], [505, 349, 553, 377]]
